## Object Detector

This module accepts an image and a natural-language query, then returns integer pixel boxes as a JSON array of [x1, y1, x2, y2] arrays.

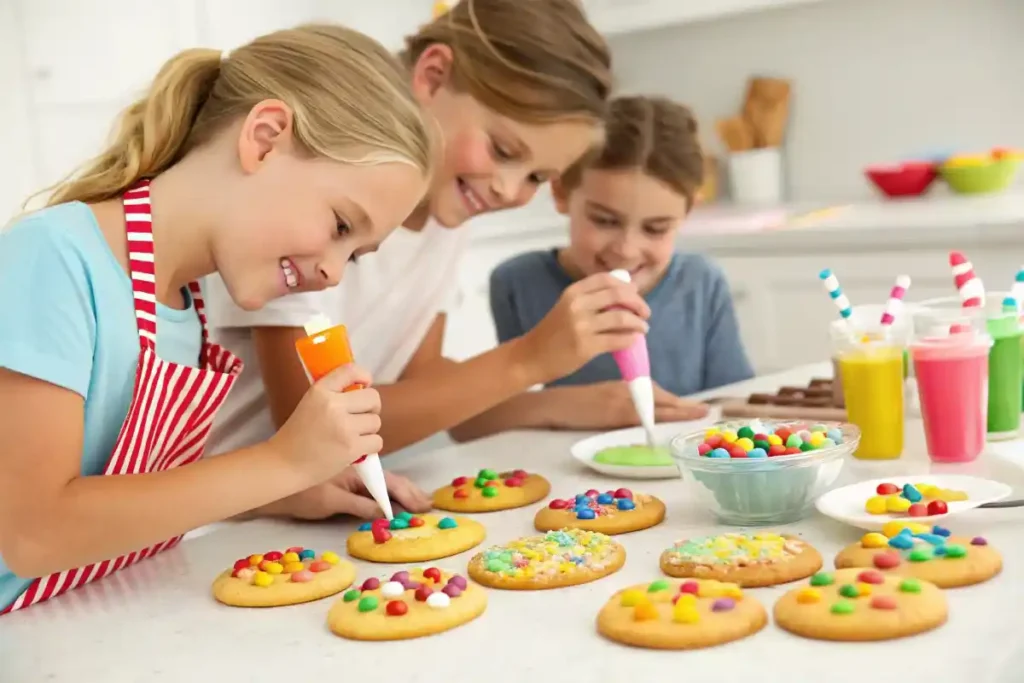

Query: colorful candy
[[547, 488, 639, 519], [697, 422, 843, 458], [479, 529, 616, 579], [859, 526, 983, 568], [663, 533, 802, 568], [450, 468, 531, 499], [864, 481, 968, 516], [229, 548, 343, 587]]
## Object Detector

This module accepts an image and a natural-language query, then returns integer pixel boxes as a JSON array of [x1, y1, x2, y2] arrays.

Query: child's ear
[[551, 178, 570, 215]]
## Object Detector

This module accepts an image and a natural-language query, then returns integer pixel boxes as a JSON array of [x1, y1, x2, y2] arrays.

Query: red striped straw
[[949, 250, 985, 308], [879, 275, 911, 326]]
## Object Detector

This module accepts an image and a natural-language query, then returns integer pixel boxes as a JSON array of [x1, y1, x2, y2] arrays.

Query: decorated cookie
[[534, 488, 665, 535], [660, 532, 822, 587], [347, 512, 485, 564], [596, 578, 767, 649], [773, 568, 947, 641], [467, 529, 625, 590], [212, 547, 356, 607], [327, 567, 486, 641], [833, 521, 1002, 588], [432, 468, 550, 512]]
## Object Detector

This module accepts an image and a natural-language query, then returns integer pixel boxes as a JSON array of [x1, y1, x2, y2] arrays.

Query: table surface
[[4, 362, 1024, 683]]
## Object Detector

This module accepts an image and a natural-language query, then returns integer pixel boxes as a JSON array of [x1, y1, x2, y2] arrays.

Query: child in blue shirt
[[457, 96, 753, 439], [0, 25, 434, 614]]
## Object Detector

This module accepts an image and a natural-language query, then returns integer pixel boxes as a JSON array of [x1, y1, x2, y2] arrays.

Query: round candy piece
[[597, 493, 614, 504], [856, 570, 885, 585], [697, 443, 712, 456], [861, 532, 888, 548], [885, 495, 912, 513], [783, 447, 801, 455], [252, 571, 273, 587], [809, 572, 834, 587], [899, 578, 922, 593], [768, 444, 787, 456], [448, 575, 468, 590], [290, 569, 315, 583], [679, 580, 700, 595], [712, 598, 736, 612], [414, 585, 433, 602], [927, 500, 949, 515], [481, 485, 499, 498], [796, 588, 821, 604], [944, 544, 967, 559], [870, 596, 898, 610], [357, 522, 372, 531], [357, 595, 378, 612], [343, 589, 361, 602], [453, 489, 469, 499], [831, 601, 854, 615], [426, 592, 451, 609], [873, 552, 901, 569], [264, 551, 283, 561], [616, 499, 636, 511], [708, 448, 730, 458], [647, 579, 671, 593], [864, 496, 888, 514], [729, 446, 748, 458], [504, 477, 523, 487], [766, 434, 783, 446], [735, 437, 754, 451], [737, 426, 755, 439], [748, 447, 768, 459], [576, 508, 596, 520], [232, 558, 250, 571], [389, 518, 410, 530], [380, 581, 405, 598], [971, 537, 988, 546], [452, 476, 468, 487], [422, 567, 442, 584], [390, 571, 410, 583], [361, 577, 381, 591], [248, 554, 264, 566], [372, 528, 392, 544], [785, 434, 803, 448], [437, 517, 458, 529], [613, 488, 633, 499], [902, 483, 923, 503], [441, 583, 462, 598], [549, 499, 570, 509], [907, 503, 929, 517], [385, 600, 408, 616], [479, 468, 498, 481], [799, 442, 814, 452], [408, 516, 425, 527], [838, 584, 859, 598], [909, 548, 933, 562]]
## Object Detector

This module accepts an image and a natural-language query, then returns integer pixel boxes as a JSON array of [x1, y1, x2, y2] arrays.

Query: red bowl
[[864, 162, 938, 198]]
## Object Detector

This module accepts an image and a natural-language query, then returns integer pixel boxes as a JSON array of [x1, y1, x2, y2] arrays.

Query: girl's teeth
[[280, 259, 298, 289]]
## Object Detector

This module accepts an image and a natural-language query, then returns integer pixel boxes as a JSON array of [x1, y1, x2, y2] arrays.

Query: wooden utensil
[[742, 76, 792, 148], [715, 116, 755, 153]]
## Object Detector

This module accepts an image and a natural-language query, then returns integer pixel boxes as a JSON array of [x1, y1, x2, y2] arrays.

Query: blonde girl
[[0, 25, 433, 613]]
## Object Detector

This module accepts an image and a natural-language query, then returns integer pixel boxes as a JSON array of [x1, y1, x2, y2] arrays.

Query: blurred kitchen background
[[2, 0, 1022, 453]]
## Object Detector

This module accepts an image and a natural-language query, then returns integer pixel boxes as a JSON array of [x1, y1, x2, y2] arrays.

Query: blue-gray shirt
[[489, 250, 754, 396]]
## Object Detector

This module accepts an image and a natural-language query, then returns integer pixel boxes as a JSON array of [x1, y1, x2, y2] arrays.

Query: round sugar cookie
[[660, 532, 821, 587], [432, 468, 550, 512], [212, 546, 356, 608], [347, 512, 485, 563], [833, 523, 1002, 588], [534, 487, 665, 535], [597, 578, 767, 650], [328, 567, 486, 641], [773, 568, 947, 641], [468, 529, 625, 590]]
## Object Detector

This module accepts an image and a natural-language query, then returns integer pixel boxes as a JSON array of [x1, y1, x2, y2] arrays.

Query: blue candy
[[825, 428, 843, 443], [709, 448, 731, 459], [747, 447, 768, 459], [358, 522, 372, 531], [617, 499, 636, 511], [576, 508, 596, 520], [913, 533, 946, 546], [902, 483, 923, 503], [888, 535, 914, 550], [933, 545, 947, 556], [575, 493, 589, 503], [597, 493, 614, 505], [437, 517, 458, 529], [932, 525, 951, 537], [389, 518, 409, 530], [299, 549, 316, 560]]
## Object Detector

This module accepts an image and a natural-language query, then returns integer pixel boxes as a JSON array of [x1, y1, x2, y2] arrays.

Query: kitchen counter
[[3, 362, 1024, 682]]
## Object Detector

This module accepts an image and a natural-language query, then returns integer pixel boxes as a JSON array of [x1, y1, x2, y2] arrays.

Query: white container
[[728, 147, 783, 205]]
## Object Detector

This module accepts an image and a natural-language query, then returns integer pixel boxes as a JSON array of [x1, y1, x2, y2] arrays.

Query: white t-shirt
[[203, 221, 468, 456]]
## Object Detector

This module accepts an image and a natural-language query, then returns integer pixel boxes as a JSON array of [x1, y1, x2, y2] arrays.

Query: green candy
[[944, 544, 967, 559], [737, 426, 755, 439], [479, 468, 498, 480], [474, 477, 490, 489], [830, 600, 855, 615], [342, 589, 360, 602], [799, 442, 815, 452], [899, 578, 922, 593], [389, 518, 409, 530], [838, 584, 859, 598], [753, 439, 771, 451], [486, 559, 509, 573], [481, 485, 499, 498], [909, 548, 933, 562], [810, 424, 827, 433], [357, 595, 379, 612], [809, 572, 834, 587], [647, 579, 671, 593], [396, 511, 413, 521], [821, 438, 836, 448], [786, 434, 803, 448], [437, 517, 458, 529]]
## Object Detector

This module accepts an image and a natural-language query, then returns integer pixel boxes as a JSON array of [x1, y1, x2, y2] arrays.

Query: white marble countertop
[[3, 362, 1024, 682]]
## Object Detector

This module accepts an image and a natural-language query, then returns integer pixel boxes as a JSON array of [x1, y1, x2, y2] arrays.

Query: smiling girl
[[0, 25, 433, 613]]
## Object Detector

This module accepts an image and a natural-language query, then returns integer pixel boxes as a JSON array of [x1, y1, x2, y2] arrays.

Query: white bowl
[[815, 474, 1013, 531], [570, 410, 721, 480]]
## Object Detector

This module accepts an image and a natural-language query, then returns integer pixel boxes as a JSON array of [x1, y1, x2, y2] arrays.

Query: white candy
[[380, 581, 405, 598], [426, 592, 451, 609]]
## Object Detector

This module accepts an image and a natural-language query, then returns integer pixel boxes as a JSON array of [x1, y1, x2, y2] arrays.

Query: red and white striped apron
[[2, 180, 243, 614]]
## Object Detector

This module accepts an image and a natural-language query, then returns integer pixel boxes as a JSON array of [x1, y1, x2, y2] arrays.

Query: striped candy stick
[[949, 251, 985, 308], [879, 275, 911, 326], [819, 268, 853, 325]]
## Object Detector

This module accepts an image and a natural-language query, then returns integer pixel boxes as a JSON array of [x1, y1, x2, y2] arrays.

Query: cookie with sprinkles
[[467, 529, 625, 590], [212, 547, 356, 607], [534, 488, 665, 535], [596, 578, 767, 649], [432, 468, 550, 512], [328, 567, 487, 641], [773, 568, 947, 641], [660, 532, 822, 587], [347, 512, 485, 563], [833, 521, 1002, 588]]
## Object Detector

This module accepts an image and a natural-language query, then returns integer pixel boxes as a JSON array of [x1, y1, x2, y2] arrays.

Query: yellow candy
[[284, 562, 305, 574], [857, 583, 872, 596], [882, 521, 929, 538], [675, 593, 697, 607], [263, 561, 284, 575], [248, 554, 264, 566], [885, 496, 912, 513], [282, 552, 300, 563], [721, 431, 738, 444], [796, 588, 821, 604], [522, 566, 536, 579], [672, 604, 700, 624], [252, 571, 274, 587], [634, 602, 660, 621], [864, 496, 889, 515], [767, 434, 783, 446], [754, 532, 782, 541], [321, 551, 340, 565], [721, 583, 744, 599], [705, 428, 721, 439], [937, 488, 968, 502], [915, 483, 936, 496], [698, 580, 722, 598], [860, 532, 888, 549], [558, 562, 575, 574], [809, 432, 826, 446], [735, 437, 754, 451], [620, 589, 647, 607]]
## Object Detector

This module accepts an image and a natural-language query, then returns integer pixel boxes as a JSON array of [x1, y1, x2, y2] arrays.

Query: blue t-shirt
[[489, 250, 754, 395], [0, 202, 202, 611]]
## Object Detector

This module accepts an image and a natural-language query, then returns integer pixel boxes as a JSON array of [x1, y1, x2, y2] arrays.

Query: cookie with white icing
[[534, 487, 665, 535], [660, 532, 821, 587], [212, 546, 356, 607]]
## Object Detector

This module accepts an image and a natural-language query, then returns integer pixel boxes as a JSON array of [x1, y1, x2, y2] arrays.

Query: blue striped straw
[[1004, 296, 1018, 315], [819, 268, 853, 323], [1011, 267, 1024, 314]]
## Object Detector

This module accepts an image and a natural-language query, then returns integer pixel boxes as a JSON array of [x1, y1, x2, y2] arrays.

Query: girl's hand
[[551, 381, 710, 431], [261, 468, 432, 521], [267, 363, 382, 484], [520, 272, 651, 382]]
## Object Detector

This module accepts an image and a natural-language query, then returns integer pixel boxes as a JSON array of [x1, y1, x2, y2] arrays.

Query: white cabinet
[[583, 0, 836, 36]]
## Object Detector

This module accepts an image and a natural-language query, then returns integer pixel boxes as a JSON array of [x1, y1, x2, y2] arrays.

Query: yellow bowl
[[939, 157, 1019, 194]]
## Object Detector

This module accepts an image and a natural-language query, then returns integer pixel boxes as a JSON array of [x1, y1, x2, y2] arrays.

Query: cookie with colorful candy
[[833, 521, 1002, 588], [596, 578, 767, 650], [773, 568, 947, 641], [534, 487, 665, 535], [212, 546, 356, 607], [432, 468, 551, 512], [467, 529, 625, 590], [659, 532, 822, 587], [347, 512, 485, 563], [863, 481, 969, 517], [327, 567, 486, 641], [698, 422, 845, 459]]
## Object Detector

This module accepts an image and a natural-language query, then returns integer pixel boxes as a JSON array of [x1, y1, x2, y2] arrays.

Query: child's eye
[[335, 215, 351, 236], [590, 215, 619, 227], [348, 252, 359, 263], [492, 140, 514, 161]]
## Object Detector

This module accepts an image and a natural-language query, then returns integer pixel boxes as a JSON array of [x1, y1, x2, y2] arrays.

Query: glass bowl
[[669, 419, 859, 525]]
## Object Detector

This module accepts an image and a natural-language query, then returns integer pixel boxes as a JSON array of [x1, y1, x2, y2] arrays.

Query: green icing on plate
[[593, 445, 673, 467]]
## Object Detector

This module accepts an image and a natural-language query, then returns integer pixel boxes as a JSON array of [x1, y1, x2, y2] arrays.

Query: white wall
[[609, 0, 1024, 201]]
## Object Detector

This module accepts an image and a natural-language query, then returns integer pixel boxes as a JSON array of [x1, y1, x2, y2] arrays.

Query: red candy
[[705, 435, 724, 448], [285, 546, 304, 554], [768, 444, 787, 457], [263, 551, 283, 561], [907, 503, 928, 517], [408, 516, 425, 527], [233, 559, 250, 571], [679, 581, 700, 595], [697, 443, 712, 456], [423, 567, 443, 584], [585, 489, 600, 498], [876, 482, 899, 495], [452, 476, 468, 487], [361, 577, 380, 591], [753, 433, 769, 442], [371, 518, 390, 529], [729, 447, 747, 458], [927, 500, 948, 515], [512, 469, 528, 478], [784, 447, 802, 455], [453, 489, 469, 499], [873, 552, 901, 570], [774, 429, 792, 443], [309, 560, 330, 572], [386, 600, 409, 616], [613, 488, 632, 499], [549, 499, 570, 509], [414, 585, 433, 601], [856, 570, 885, 585], [372, 528, 392, 544], [504, 477, 524, 487], [870, 596, 898, 610]]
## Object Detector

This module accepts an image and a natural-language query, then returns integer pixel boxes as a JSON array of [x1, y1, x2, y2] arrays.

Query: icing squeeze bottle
[[294, 314, 393, 520], [608, 269, 656, 446]]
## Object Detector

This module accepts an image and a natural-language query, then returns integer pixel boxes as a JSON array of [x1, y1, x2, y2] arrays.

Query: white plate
[[815, 474, 1013, 531], [570, 410, 720, 480]]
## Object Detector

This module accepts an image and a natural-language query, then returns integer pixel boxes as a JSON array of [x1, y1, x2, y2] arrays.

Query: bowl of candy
[[670, 419, 859, 526], [939, 148, 1021, 195], [864, 161, 938, 198]]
